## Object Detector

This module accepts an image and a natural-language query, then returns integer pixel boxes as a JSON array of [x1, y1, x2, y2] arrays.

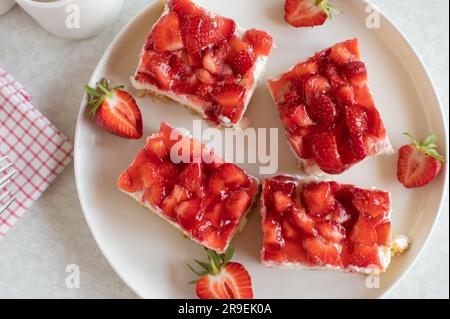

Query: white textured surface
[[0, 0, 448, 299]]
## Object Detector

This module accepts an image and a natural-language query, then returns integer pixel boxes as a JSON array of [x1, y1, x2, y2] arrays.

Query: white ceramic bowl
[[15, 0, 124, 39], [0, 0, 15, 16]]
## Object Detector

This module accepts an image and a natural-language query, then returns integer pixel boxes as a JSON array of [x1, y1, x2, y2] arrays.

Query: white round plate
[[75, 0, 448, 299]]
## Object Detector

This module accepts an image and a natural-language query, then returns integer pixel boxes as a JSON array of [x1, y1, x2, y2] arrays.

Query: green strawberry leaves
[[403, 132, 445, 162], [187, 245, 236, 284], [84, 79, 124, 117]]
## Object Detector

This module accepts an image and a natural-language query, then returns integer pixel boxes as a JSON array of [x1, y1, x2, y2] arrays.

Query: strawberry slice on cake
[[117, 122, 260, 253], [261, 176, 400, 275], [267, 39, 393, 175], [131, 0, 274, 127]]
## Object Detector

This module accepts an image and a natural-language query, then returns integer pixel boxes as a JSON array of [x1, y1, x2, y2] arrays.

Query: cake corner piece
[[267, 38, 393, 176], [131, 0, 274, 128], [117, 122, 260, 253], [260, 175, 396, 275]]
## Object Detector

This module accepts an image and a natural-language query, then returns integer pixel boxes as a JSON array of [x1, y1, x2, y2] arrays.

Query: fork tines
[[0, 156, 17, 214]]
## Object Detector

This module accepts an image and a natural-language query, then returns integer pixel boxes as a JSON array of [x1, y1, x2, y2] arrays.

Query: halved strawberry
[[143, 182, 170, 207], [329, 43, 357, 65], [317, 221, 345, 243], [303, 236, 339, 265], [352, 189, 390, 220], [334, 85, 355, 107], [290, 207, 317, 235], [397, 133, 445, 189], [196, 68, 215, 85], [227, 36, 256, 76], [282, 216, 300, 240], [185, 51, 203, 68], [189, 247, 254, 299], [175, 198, 201, 230], [145, 136, 169, 159], [290, 104, 315, 127], [139, 51, 173, 90], [288, 133, 313, 159], [263, 219, 285, 249], [209, 163, 249, 196], [303, 75, 331, 105], [310, 132, 345, 174], [170, 0, 203, 16], [243, 29, 273, 56], [196, 83, 214, 101], [351, 216, 377, 245], [212, 84, 246, 121], [203, 199, 224, 228], [343, 61, 367, 86], [344, 104, 368, 137], [202, 41, 230, 74], [152, 12, 184, 52], [214, 16, 236, 40], [179, 162, 203, 196], [117, 168, 143, 193], [224, 190, 249, 219], [284, 0, 340, 28], [307, 95, 337, 128], [350, 244, 382, 269], [85, 80, 143, 139], [161, 184, 191, 218], [329, 202, 351, 224], [324, 63, 345, 86], [301, 182, 336, 216], [180, 14, 221, 53], [273, 191, 295, 213], [376, 222, 392, 246], [139, 161, 162, 188]]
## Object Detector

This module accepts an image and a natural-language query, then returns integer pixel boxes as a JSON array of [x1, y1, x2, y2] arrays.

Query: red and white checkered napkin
[[0, 67, 74, 236]]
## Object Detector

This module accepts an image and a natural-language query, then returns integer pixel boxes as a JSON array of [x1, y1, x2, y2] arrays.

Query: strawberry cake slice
[[267, 39, 393, 175], [261, 176, 394, 275], [117, 122, 260, 253], [131, 0, 274, 127]]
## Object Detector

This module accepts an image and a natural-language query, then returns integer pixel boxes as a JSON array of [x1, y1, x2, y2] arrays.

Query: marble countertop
[[0, 0, 448, 299]]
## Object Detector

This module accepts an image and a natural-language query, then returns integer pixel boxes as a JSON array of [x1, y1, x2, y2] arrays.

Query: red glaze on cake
[[267, 39, 393, 175], [117, 122, 260, 253], [261, 176, 393, 275], [132, 0, 273, 127]]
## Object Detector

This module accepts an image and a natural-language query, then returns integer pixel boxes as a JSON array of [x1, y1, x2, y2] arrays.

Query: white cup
[[0, 0, 16, 16], [15, 0, 125, 39]]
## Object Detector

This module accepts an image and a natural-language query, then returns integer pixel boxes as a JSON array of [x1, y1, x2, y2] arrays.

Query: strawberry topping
[[118, 123, 259, 253], [267, 39, 389, 174], [135, 0, 273, 127], [261, 177, 393, 273]]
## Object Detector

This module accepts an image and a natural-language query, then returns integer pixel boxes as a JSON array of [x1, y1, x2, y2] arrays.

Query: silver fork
[[0, 156, 17, 214]]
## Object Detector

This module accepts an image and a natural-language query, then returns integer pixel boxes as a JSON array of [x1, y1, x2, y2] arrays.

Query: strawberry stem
[[187, 246, 236, 281], [403, 132, 445, 162], [97, 83, 112, 98]]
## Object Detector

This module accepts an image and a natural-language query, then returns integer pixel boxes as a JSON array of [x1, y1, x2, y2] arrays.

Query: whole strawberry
[[397, 133, 445, 189], [188, 246, 254, 299], [85, 79, 143, 139]]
